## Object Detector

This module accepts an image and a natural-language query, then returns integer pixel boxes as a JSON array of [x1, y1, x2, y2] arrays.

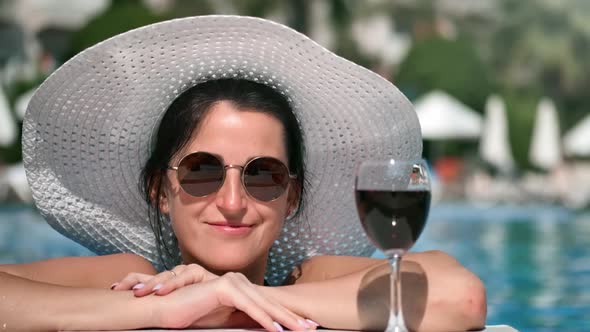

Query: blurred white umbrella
[[529, 98, 562, 170], [415, 90, 482, 140], [479, 95, 515, 172], [0, 163, 32, 203], [563, 113, 590, 157], [0, 88, 17, 146], [14, 87, 37, 120]]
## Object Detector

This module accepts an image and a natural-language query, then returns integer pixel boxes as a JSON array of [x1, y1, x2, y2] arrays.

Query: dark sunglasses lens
[[177, 153, 224, 197], [244, 158, 290, 201]]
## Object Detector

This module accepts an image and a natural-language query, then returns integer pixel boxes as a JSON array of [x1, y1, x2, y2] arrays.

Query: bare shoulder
[[0, 253, 156, 288]]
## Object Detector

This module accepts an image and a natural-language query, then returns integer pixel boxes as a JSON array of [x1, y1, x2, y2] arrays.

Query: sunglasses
[[168, 151, 296, 202]]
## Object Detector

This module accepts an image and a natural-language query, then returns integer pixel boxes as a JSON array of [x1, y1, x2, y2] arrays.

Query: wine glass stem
[[387, 253, 408, 332]]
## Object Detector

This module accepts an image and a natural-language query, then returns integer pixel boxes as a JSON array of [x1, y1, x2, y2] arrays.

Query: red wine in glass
[[355, 190, 430, 253]]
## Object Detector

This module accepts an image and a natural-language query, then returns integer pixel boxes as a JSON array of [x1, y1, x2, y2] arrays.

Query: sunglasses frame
[[167, 151, 297, 202]]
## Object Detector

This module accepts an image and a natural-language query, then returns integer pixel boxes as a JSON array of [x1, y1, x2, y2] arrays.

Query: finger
[[218, 274, 313, 332], [154, 264, 214, 296], [216, 279, 279, 332], [231, 275, 314, 331], [112, 272, 154, 291], [134, 266, 187, 297]]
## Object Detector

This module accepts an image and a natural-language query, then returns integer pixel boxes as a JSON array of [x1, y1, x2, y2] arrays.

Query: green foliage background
[[395, 37, 493, 112], [1, 0, 589, 169]]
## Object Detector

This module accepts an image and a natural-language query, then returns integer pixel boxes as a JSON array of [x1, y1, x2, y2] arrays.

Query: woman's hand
[[154, 272, 317, 331], [112, 263, 218, 297]]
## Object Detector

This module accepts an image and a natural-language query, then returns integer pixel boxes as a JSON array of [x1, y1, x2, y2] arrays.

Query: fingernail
[[298, 319, 311, 329], [152, 283, 163, 291], [306, 319, 319, 327], [110, 282, 119, 290], [132, 283, 145, 290], [272, 321, 284, 332]]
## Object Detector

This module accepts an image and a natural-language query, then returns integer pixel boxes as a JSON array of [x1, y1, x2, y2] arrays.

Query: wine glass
[[355, 159, 431, 332]]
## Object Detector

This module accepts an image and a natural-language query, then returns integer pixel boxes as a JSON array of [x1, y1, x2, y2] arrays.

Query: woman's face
[[160, 101, 294, 274]]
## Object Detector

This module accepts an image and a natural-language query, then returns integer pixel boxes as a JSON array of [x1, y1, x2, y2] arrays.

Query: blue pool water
[[1, 203, 589, 331]]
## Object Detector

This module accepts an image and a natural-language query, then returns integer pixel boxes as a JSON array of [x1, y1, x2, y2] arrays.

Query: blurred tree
[[65, 0, 174, 61], [165, 0, 216, 18], [0, 21, 25, 67], [325, 0, 372, 68], [410, 0, 590, 165], [228, 0, 311, 35], [502, 89, 541, 170], [395, 0, 436, 39], [4, 0, 588, 168], [37, 27, 75, 64], [487, 0, 590, 135], [395, 36, 493, 112]]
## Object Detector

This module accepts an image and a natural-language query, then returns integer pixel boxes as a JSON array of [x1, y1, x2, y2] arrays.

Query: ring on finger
[[168, 270, 177, 277]]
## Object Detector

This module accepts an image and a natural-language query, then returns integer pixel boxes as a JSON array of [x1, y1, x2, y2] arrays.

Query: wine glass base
[[385, 315, 408, 332], [385, 324, 408, 332]]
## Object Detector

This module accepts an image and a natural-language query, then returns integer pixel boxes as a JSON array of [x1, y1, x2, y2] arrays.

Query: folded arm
[[267, 250, 487, 332], [0, 253, 157, 288], [0, 256, 312, 331], [0, 271, 158, 331], [0, 254, 158, 331]]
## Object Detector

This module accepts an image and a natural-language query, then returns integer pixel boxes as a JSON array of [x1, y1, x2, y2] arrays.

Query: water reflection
[[0, 204, 589, 331], [413, 204, 590, 331], [0, 205, 93, 262]]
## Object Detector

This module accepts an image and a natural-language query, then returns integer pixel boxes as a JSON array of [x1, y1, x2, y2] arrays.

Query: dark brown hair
[[140, 79, 306, 267]]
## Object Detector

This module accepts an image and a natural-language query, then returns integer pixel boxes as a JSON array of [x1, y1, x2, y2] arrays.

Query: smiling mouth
[[205, 222, 255, 235], [206, 222, 253, 228]]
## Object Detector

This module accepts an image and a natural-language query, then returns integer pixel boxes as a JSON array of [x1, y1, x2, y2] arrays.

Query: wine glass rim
[[356, 158, 428, 166], [355, 158, 431, 191]]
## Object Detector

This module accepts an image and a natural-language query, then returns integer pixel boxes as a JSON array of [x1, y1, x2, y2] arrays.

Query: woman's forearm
[[262, 252, 486, 332], [0, 272, 159, 331]]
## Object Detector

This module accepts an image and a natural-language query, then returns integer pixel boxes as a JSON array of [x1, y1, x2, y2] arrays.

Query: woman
[[0, 16, 486, 331]]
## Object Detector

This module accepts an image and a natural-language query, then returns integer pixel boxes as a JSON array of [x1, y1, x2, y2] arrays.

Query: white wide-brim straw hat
[[23, 15, 421, 285]]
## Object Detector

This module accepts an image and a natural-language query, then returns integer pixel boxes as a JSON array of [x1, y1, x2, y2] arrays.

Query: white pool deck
[[73, 326, 518, 331]]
